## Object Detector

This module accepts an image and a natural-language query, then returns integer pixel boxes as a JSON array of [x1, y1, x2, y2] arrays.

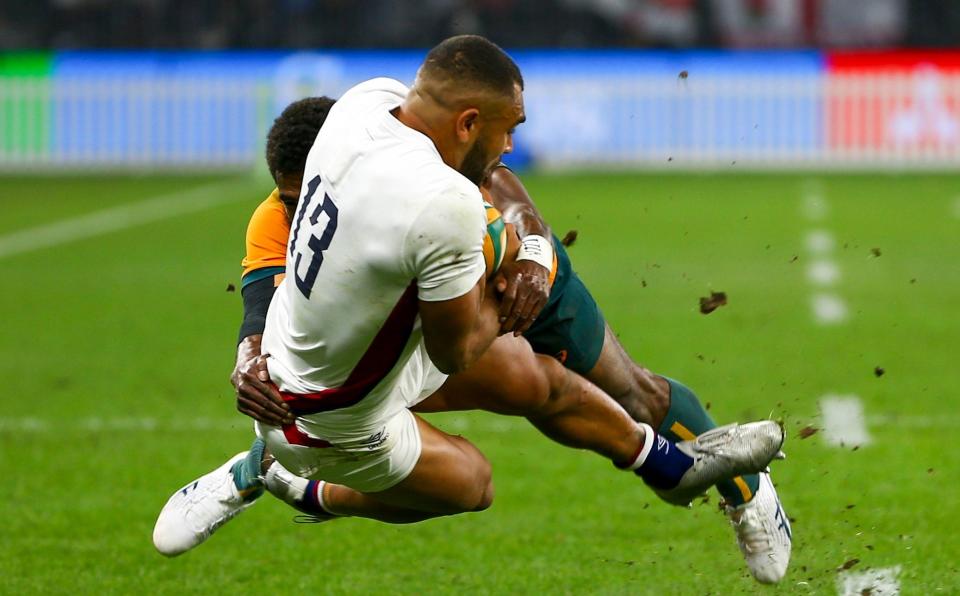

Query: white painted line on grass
[[837, 565, 901, 595], [820, 395, 871, 447], [0, 417, 245, 433], [811, 293, 849, 325], [805, 229, 836, 255], [807, 260, 841, 286], [799, 187, 848, 325], [0, 178, 251, 260], [0, 415, 528, 434], [801, 190, 829, 221], [866, 414, 960, 428]]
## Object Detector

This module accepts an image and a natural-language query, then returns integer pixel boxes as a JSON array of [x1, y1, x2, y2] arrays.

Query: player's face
[[461, 85, 525, 186], [275, 171, 303, 222], [460, 142, 492, 186]]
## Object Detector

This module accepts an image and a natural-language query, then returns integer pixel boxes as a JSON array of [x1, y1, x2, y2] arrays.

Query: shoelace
[[293, 514, 333, 524]]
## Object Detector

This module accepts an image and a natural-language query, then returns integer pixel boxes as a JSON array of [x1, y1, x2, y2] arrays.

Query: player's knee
[[463, 459, 494, 512], [439, 439, 494, 514], [473, 477, 495, 511], [535, 355, 570, 412], [491, 355, 553, 415], [464, 453, 494, 512], [444, 468, 493, 514]]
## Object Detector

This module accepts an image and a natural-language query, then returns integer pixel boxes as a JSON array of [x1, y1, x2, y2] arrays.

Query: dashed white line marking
[[812, 293, 848, 325], [805, 229, 836, 255], [0, 178, 251, 260], [866, 414, 960, 428], [5, 412, 951, 437], [799, 188, 847, 324], [801, 191, 829, 221], [837, 565, 901, 595], [820, 395, 871, 447], [807, 260, 841, 286]]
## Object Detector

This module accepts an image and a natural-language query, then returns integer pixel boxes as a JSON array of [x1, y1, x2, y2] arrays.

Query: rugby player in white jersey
[[153, 36, 785, 557]]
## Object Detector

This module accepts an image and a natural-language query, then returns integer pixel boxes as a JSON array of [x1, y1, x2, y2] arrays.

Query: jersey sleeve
[[240, 189, 291, 288], [404, 186, 486, 302]]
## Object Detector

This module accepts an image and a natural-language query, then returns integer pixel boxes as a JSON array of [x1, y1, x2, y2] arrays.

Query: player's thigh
[[371, 413, 493, 514], [524, 271, 606, 376], [414, 333, 552, 415]]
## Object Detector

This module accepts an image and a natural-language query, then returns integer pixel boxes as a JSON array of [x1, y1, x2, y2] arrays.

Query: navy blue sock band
[[292, 480, 332, 517], [634, 430, 694, 490]]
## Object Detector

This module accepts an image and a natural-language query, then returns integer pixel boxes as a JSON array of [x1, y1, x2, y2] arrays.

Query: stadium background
[[2, 1, 958, 594]]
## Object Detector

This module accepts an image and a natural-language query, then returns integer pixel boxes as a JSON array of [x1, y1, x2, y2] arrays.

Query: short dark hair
[[421, 35, 523, 96], [265, 96, 336, 179]]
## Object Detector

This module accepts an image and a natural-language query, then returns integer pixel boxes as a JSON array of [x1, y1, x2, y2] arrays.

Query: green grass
[[1, 172, 958, 594]]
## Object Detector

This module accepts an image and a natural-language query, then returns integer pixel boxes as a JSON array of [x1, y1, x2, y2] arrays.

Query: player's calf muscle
[[586, 330, 666, 426], [635, 367, 670, 425]]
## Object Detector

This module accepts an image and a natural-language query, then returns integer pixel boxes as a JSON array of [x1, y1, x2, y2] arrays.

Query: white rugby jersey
[[262, 78, 486, 444]]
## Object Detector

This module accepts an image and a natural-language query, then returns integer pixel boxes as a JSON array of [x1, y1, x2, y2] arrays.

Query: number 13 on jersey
[[289, 175, 339, 299]]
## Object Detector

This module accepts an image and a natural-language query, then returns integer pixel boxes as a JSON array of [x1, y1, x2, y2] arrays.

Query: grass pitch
[[1, 172, 958, 594]]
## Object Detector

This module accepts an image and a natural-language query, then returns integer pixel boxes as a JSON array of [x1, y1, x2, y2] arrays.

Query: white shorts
[[256, 407, 422, 494], [410, 353, 448, 408]]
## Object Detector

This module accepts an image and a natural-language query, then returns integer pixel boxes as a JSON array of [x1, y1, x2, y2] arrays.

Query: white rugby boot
[[153, 451, 262, 557], [726, 472, 792, 584], [653, 421, 785, 507]]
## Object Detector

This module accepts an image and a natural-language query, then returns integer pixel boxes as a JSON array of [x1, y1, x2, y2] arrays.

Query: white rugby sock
[[263, 461, 309, 506]]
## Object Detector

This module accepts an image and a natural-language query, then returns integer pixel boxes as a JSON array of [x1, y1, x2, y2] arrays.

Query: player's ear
[[455, 108, 480, 143]]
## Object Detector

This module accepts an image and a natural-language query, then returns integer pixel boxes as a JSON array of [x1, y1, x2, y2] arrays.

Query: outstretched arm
[[483, 165, 554, 336]]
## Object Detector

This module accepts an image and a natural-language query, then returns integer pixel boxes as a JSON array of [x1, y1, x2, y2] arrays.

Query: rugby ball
[[482, 202, 508, 276]]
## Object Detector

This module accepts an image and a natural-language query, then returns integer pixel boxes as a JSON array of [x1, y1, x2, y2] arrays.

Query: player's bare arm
[[419, 216, 520, 374], [419, 253, 504, 374], [483, 166, 553, 336]]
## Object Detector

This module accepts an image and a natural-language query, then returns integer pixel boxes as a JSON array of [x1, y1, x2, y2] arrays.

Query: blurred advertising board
[[826, 52, 960, 166], [0, 49, 957, 170]]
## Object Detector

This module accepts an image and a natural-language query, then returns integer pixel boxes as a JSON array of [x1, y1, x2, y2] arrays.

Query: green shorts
[[523, 238, 606, 375]]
